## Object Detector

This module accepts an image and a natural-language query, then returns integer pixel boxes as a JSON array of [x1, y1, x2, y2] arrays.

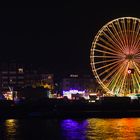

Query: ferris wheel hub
[[125, 54, 134, 60]]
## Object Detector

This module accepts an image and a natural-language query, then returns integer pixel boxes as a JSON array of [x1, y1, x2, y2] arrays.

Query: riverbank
[[0, 98, 140, 119]]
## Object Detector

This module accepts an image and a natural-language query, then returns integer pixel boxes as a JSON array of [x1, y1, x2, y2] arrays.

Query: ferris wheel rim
[[90, 17, 140, 95]]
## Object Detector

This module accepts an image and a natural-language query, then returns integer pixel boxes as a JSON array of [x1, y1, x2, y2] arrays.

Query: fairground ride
[[90, 17, 140, 96]]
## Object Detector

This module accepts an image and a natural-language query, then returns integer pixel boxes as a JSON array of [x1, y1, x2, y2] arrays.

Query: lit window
[[18, 68, 23, 73], [48, 75, 52, 79], [70, 74, 78, 77]]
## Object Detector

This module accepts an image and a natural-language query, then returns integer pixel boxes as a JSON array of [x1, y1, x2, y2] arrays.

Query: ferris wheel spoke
[[110, 23, 125, 47], [106, 60, 129, 94], [121, 19, 129, 47], [102, 67, 119, 84], [106, 26, 124, 51], [132, 22, 140, 48], [133, 63, 140, 69], [94, 58, 121, 65], [132, 75, 136, 92], [134, 52, 140, 57], [132, 33, 140, 51], [96, 41, 122, 55], [135, 52, 140, 56], [98, 37, 120, 53], [132, 71, 140, 90], [135, 61, 140, 65], [133, 73, 140, 89], [93, 55, 121, 58], [133, 61, 140, 74], [134, 58, 140, 63], [115, 20, 127, 47], [118, 63, 129, 94], [132, 74, 139, 91], [95, 59, 124, 71], [131, 62, 140, 89], [102, 31, 123, 52], [99, 65, 118, 78], [129, 21, 137, 49], [133, 38, 140, 53], [99, 66, 116, 77], [110, 75, 123, 94], [134, 54, 140, 60], [110, 65, 126, 92], [94, 48, 122, 56], [105, 61, 127, 89], [98, 60, 123, 77], [99, 60, 125, 79], [126, 19, 131, 46], [130, 20, 137, 47], [107, 73, 123, 93]]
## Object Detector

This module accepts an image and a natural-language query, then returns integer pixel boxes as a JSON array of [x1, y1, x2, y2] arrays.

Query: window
[[18, 68, 24, 73], [9, 71, 16, 74]]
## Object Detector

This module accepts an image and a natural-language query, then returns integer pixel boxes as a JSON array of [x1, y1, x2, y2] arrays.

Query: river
[[1, 117, 140, 139]]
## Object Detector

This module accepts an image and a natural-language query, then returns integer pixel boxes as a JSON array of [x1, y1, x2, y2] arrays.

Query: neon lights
[[63, 90, 85, 94], [63, 90, 85, 99]]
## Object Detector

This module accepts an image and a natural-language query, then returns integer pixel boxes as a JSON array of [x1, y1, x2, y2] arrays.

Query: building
[[0, 62, 54, 99], [0, 63, 24, 92], [61, 74, 96, 99], [25, 70, 54, 91]]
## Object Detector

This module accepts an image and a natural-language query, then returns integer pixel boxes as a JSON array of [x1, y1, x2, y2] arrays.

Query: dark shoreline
[[1, 98, 140, 119]]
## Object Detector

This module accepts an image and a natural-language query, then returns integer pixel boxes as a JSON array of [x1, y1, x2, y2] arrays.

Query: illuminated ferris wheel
[[90, 17, 140, 96]]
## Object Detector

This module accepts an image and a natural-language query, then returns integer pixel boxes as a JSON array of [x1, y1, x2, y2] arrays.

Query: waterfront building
[[0, 62, 24, 92], [25, 70, 54, 91], [61, 74, 96, 99], [0, 62, 54, 100]]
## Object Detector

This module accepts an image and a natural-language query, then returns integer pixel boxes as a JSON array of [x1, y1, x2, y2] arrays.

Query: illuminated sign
[[70, 74, 78, 77], [63, 89, 85, 99], [63, 90, 85, 94]]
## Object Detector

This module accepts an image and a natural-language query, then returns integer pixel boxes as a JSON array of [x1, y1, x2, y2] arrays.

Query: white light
[[70, 74, 78, 77], [63, 90, 85, 94], [128, 70, 131, 74]]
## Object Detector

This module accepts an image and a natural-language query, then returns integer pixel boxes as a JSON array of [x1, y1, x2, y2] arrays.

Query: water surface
[[1, 118, 140, 139]]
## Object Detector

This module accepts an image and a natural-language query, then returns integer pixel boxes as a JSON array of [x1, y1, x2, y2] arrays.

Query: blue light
[[61, 119, 88, 140]]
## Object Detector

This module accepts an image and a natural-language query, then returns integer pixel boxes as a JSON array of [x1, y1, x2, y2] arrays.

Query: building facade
[[0, 63, 24, 92], [0, 63, 54, 93], [25, 70, 54, 90], [61, 74, 96, 99]]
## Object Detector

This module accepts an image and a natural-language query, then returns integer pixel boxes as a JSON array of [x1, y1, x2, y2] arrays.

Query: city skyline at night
[[1, 4, 140, 140], [0, 3, 139, 78]]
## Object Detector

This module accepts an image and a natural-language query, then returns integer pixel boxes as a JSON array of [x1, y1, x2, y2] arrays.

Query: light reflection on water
[[61, 119, 88, 140], [3, 119, 19, 140], [1, 118, 140, 139], [87, 118, 140, 139], [61, 118, 140, 140]]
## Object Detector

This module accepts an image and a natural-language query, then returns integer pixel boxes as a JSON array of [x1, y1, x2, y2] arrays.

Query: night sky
[[0, 3, 140, 78]]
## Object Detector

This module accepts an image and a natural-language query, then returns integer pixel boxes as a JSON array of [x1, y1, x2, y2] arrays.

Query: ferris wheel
[[90, 17, 140, 96]]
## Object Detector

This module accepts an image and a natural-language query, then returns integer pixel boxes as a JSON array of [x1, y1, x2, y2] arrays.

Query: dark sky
[[0, 2, 140, 77]]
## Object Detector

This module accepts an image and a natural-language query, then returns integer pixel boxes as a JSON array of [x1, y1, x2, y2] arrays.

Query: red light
[[128, 68, 134, 74], [128, 69, 131, 74]]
